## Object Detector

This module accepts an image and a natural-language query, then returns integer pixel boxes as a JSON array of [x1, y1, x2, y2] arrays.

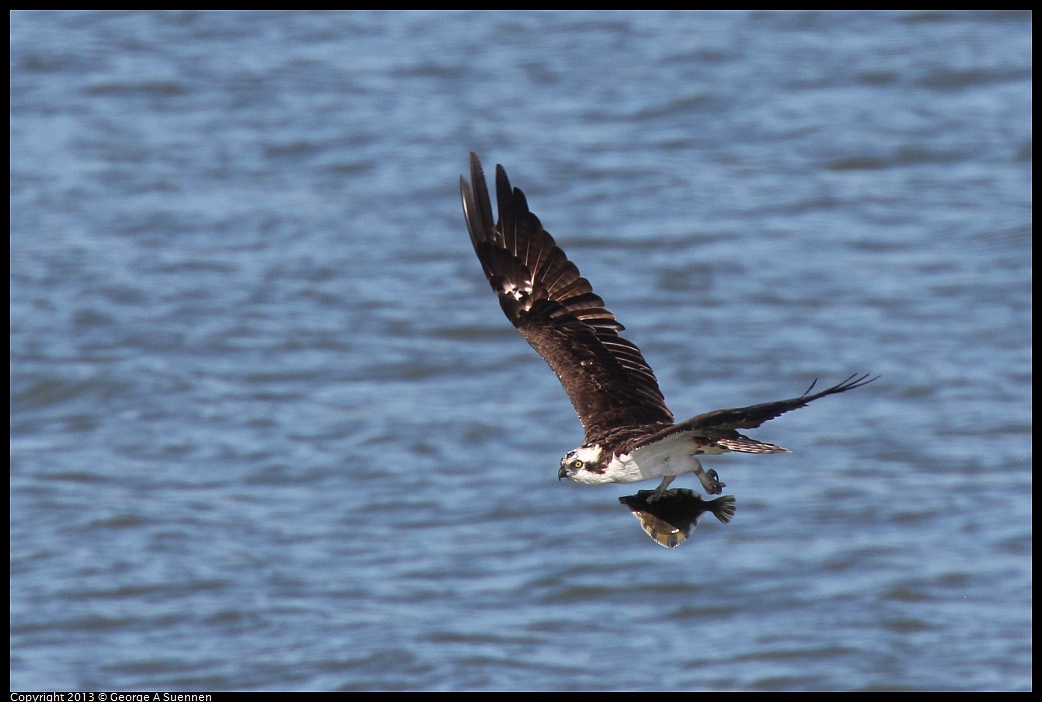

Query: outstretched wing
[[460, 153, 673, 443], [650, 373, 878, 441]]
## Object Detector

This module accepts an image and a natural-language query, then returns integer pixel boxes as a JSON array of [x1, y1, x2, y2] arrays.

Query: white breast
[[606, 433, 707, 484]]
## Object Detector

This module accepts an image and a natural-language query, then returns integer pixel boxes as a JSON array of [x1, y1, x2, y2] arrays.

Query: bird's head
[[558, 445, 608, 484]]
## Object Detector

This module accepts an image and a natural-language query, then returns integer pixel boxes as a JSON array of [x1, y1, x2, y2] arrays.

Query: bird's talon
[[698, 468, 725, 495]]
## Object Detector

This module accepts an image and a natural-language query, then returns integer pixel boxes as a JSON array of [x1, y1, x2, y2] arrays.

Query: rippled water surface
[[10, 10, 1031, 691]]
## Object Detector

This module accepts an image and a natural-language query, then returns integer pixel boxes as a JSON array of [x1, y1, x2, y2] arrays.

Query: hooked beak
[[558, 465, 568, 481]]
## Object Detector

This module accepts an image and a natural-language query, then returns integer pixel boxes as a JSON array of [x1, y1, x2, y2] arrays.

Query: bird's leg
[[690, 457, 725, 495], [646, 475, 675, 503]]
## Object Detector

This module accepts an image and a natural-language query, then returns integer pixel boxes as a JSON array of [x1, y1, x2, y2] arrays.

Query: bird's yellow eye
[[573, 460, 583, 468]]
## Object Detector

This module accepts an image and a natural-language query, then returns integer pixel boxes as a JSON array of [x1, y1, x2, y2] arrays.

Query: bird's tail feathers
[[716, 434, 789, 454]]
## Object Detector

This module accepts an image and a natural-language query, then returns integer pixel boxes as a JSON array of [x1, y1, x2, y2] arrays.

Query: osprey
[[460, 153, 875, 547]]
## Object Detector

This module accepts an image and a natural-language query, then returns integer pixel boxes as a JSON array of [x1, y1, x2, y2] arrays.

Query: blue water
[[10, 10, 1031, 691]]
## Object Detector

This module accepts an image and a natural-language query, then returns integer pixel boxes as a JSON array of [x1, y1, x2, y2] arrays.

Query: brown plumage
[[461, 153, 673, 446], [460, 152, 876, 547]]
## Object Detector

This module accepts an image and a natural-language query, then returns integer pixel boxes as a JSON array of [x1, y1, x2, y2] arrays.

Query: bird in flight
[[460, 153, 875, 547]]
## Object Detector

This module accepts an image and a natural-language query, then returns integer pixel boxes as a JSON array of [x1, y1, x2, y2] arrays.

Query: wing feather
[[461, 153, 673, 443], [642, 373, 878, 445]]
